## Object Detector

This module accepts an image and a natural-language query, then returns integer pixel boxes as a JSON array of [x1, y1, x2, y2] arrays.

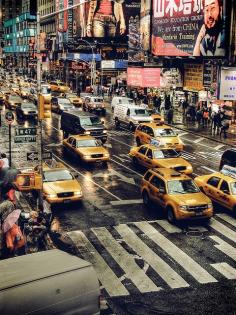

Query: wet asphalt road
[[1, 105, 236, 314]]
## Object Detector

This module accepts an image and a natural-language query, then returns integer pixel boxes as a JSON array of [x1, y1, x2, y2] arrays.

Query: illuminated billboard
[[152, 0, 227, 57], [73, 0, 140, 39]]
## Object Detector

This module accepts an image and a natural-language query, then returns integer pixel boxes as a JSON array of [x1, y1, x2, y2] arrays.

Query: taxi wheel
[[136, 137, 141, 146], [142, 190, 151, 207], [167, 207, 176, 224]]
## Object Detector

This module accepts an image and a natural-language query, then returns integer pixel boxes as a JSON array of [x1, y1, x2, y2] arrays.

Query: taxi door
[[217, 180, 231, 209], [66, 137, 77, 155], [143, 148, 155, 169], [148, 175, 166, 207], [204, 176, 222, 202], [135, 146, 148, 167]]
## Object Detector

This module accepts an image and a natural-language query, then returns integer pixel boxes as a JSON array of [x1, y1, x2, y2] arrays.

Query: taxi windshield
[[80, 116, 101, 126], [10, 96, 21, 101], [230, 182, 236, 195], [22, 103, 35, 109], [167, 179, 200, 194], [43, 169, 73, 182], [76, 139, 99, 147], [155, 128, 176, 137], [153, 149, 179, 159], [67, 93, 77, 98], [59, 98, 71, 104]]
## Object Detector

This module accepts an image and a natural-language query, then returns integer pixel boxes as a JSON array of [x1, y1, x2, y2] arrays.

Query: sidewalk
[[169, 109, 236, 147]]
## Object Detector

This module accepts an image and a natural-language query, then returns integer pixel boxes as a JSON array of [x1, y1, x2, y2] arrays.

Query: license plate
[[63, 199, 71, 203], [96, 159, 101, 163], [195, 212, 203, 216]]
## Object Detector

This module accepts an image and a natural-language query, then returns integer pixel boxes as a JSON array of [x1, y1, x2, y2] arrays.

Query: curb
[[167, 123, 236, 148]]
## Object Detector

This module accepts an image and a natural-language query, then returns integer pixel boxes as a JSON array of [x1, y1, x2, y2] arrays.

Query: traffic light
[[14, 172, 42, 191], [39, 93, 51, 120]]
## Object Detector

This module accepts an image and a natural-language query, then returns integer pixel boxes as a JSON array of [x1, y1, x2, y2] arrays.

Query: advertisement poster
[[218, 67, 236, 101], [73, 0, 140, 39], [160, 68, 183, 88], [184, 64, 204, 91], [152, 0, 227, 57], [140, 0, 151, 51], [127, 67, 161, 87]]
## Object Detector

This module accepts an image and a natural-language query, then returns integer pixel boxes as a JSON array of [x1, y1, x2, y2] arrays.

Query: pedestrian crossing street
[[67, 213, 236, 297]]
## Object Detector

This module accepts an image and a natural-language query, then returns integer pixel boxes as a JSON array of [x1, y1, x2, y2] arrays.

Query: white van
[[113, 104, 153, 130], [111, 96, 135, 111], [0, 249, 100, 315]]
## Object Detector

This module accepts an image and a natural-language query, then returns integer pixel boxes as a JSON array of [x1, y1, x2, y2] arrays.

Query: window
[[207, 176, 221, 188], [144, 171, 152, 182], [168, 180, 199, 195], [68, 137, 75, 146], [150, 176, 165, 191], [146, 149, 153, 159], [146, 127, 154, 137], [138, 146, 148, 155], [220, 180, 230, 194]]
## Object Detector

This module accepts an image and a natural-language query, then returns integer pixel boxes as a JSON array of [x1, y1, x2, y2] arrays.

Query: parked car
[[16, 102, 38, 120]]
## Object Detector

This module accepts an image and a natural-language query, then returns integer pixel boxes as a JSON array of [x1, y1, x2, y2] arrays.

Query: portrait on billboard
[[140, 0, 151, 51], [152, 0, 227, 57], [73, 0, 140, 39]]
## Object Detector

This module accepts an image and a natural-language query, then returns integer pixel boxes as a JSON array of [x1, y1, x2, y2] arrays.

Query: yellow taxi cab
[[50, 81, 70, 93], [41, 161, 83, 204], [63, 93, 83, 108], [146, 108, 164, 124], [135, 122, 184, 152], [129, 144, 192, 174], [194, 165, 236, 215], [141, 168, 213, 223], [63, 134, 110, 163]]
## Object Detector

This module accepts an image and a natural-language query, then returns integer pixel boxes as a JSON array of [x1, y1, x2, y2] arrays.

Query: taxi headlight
[[84, 131, 90, 135], [104, 153, 110, 157], [74, 191, 82, 196], [179, 205, 188, 210], [187, 165, 192, 169], [103, 130, 107, 134], [47, 194, 57, 198], [83, 155, 91, 159], [23, 111, 28, 115], [207, 203, 213, 209]]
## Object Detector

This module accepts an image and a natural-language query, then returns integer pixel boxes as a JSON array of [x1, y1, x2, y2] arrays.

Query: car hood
[[170, 192, 211, 205], [44, 180, 81, 194], [131, 116, 152, 122], [157, 158, 190, 168], [77, 147, 108, 155], [155, 136, 180, 144], [23, 108, 38, 113], [82, 125, 104, 131]]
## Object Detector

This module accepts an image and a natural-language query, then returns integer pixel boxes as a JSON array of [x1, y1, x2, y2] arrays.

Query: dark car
[[16, 102, 38, 120], [219, 149, 236, 170], [61, 110, 107, 143]]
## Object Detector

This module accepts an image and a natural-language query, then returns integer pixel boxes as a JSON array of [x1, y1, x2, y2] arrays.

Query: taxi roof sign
[[221, 165, 236, 180]]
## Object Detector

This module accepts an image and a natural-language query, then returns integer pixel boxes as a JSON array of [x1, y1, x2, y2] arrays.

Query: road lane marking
[[115, 224, 189, 289], [135, 221, 217, 284], [201, 166, 217, 172], [193, 137, 205, 143], [210, 235, 236, 261], [156, 220, 182, 233], [110, 199, 143, 206], [210, 218, 236, 243], [216, 213, 236, 228], [68, 231, 129, 297], [110, 158, 143, 177], [214, 144, 225, 150], [92, 169, 136, 186], [211, 263, 236, 279], [52, 153, 121, 201], [178, 132, 189, 136], [92, 227, 161, 293], [109, 136, 132, 148]]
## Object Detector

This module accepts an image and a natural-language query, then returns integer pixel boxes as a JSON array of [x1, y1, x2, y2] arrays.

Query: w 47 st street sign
[[14, 127, 37, 143]]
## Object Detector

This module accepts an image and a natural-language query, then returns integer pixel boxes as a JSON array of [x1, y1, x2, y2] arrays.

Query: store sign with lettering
[[218, 67, 236, 101], [184, 64, 203, 91]]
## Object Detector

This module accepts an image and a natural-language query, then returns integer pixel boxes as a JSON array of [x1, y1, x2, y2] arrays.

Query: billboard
[[127, 67, 161, 87], [184, 64, 204, 91], [152, 0, 227, 57], [56, 0, 73, 50], [73, 0, 140, 39], [140, 0, 151, 51], [218, 67, 236, 101]]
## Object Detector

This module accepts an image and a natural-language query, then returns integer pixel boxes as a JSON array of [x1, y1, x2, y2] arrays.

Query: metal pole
[[37, 9, 43, 208], [9, 124, 12, 167]]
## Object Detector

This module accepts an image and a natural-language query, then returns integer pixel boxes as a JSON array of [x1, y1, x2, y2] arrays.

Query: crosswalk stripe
[[216, 213, 236, 228], [134, 221, 217, 284], [178, 132, 188, 136], [211, 263, 236, 279], [210, 235, 236, 261], [155, 220, 182, 233], [115, 224, 189, 289], [193, 137, 205, 143], [68, 231, 129, 297], [92, 227, 161, 293], [210, 218, 236, 243]]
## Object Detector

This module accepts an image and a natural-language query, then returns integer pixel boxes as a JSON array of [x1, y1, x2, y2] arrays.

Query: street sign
[[14, 127, 37, 143], [42, 151, 52, 160], [5, 111, 14, 124], [27, 152, 39, 161]]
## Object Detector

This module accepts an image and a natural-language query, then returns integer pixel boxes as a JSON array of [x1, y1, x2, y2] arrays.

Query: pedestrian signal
[[14, 172, 42, 191], [39, 93, 51, 120]]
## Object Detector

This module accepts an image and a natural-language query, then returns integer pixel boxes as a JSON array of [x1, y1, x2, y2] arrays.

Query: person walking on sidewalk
[[220, 120, 230, 139], [167, 106, 174, 124], [196, 108, 203, 128]]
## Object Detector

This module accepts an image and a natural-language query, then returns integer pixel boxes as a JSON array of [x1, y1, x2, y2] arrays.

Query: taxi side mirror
[[223, 189, 230, 195], [159, 187, 166, 194]]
